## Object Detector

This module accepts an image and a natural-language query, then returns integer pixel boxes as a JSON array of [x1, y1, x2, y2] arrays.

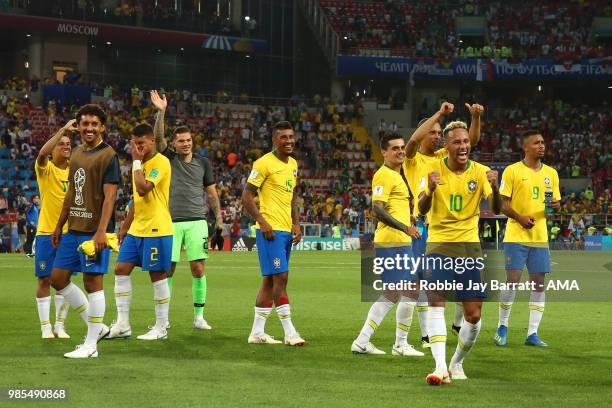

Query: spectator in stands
[[23, 194, 39, 256]]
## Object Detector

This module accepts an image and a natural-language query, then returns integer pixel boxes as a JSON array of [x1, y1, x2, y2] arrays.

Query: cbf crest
[[467, 180, 477, 193], [544, 177, 551, 186]]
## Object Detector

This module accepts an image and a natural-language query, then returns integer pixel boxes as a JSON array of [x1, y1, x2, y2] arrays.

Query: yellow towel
[[78, 233, 120, 256]]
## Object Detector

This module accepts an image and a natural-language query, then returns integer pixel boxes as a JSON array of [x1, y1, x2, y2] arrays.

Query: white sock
[[276, 304, 297, 337], [416, 291, 429, 338], [54, 294, 69, 327], [450, 319, 481, 367], [528, 291, 545, 335], [356, 296, 394, 345], [58, 282, 89, 324], [453, 302, 464, 327], [84, 290, 105, 348], [114, 275, 132, 326], [395, 296, 416, 345], [428, 306, 447, 372], [251, 306, 272, 336], [153, 279, 170, 329], [498, 289, 516, 327], [36, 296, 52, 328]]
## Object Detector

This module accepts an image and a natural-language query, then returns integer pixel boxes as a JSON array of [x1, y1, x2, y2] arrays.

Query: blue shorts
[[53, 232, 110, 274], [504, 243, 551, 273], [375, 246, 418, 284], [256, 230, 292, 276], [117, 234, 173, 272], [34, 235, 56, 277], [422, 254, 487, 301], [411, 224, 428, 278]]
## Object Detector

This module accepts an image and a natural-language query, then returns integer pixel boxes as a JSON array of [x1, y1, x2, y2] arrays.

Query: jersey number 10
[[449, 194, 463, 212]]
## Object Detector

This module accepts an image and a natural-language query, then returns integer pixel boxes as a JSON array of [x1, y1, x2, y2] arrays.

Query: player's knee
[[50, 274, 68, 291], [38, 277, 51, 289], [114, 263, 130, 276], [463, 309, 481, 324], [190, 261, 204, 278]]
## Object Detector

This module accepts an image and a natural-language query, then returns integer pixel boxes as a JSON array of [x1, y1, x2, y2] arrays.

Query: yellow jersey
[[419, 158, 492, 243], [35, 160, 69, 235], [247, 151, 298, 232], [500, 161, 560, 245], [402, 148, 447, 215], [128, 152, 173, 237], [372, 165, 412, 244]]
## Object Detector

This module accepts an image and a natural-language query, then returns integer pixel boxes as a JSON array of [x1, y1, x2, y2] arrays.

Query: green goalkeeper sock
[[192, 276, 207, 316], [167, 277, 173, 296]]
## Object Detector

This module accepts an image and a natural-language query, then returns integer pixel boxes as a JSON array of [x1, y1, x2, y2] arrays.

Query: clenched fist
[[486, 170, 499, 190]]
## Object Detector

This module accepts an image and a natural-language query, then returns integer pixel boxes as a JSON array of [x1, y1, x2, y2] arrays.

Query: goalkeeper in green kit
[[152, 90, 224, 330]]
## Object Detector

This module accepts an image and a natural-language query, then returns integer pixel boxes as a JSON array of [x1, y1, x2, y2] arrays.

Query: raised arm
[[37, 119, 76, 166], [486, 170, 501, 215], [131, 140, 154, 197], [466, 103, 484, 146], [418, 171, 439, 215], [151, 90, 167, 152], [405, 102, 454, 158]]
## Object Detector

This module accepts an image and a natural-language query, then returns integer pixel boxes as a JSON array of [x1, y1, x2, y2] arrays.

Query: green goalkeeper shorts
[[171, 220, 209, 263]]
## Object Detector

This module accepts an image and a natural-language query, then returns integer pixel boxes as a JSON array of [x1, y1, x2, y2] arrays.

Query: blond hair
[[443, 120, 468, 138]]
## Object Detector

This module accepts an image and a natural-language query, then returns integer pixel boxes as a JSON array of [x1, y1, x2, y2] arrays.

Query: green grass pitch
[[1, 251, 611, 407]]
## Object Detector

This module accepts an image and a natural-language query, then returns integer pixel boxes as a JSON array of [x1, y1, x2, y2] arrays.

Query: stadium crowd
[[322, 0, 611, 59], [6, 0, 239, 36], [1, 82, 610, 252], [0, 86, 376, 245]]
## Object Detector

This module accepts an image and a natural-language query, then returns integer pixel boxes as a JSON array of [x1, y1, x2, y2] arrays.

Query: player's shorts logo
[[273, 258, 281, 269], [468, 180, 477, 192], [74, 168, 86, 205], [544, 177, 551, 185], [39, 261, 46, 271]]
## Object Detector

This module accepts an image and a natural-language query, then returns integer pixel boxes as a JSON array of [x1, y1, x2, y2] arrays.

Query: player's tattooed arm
[[151, 90, 167, 152], [37, 119, 76, 167], [372, 201, 420, 238], [291, 192, 302, 244], [205, 185, 224, 230], [242, 183, 275, 240], [501, 196, 535, 229], [466, 103, 484, 146], [405, 102, 454, 158]]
